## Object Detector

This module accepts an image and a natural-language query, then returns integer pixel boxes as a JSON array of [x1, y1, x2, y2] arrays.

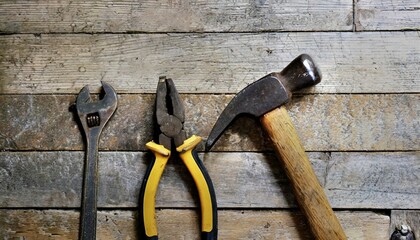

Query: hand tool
[[139, 77, 217, 240], [391, 224, 415, 240], [75, 82, 118, 240], [205, 54, 346, 240]]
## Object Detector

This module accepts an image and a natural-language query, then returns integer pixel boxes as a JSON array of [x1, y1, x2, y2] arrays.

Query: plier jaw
[[140, 77, 218, 240], [155, 76, 186, 150]]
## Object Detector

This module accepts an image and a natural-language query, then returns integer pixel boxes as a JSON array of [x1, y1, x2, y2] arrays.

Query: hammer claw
[[205, 75, 288, 150], [205, 54, 346, 240]]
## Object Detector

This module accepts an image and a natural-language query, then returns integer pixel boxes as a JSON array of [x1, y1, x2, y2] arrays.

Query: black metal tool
[[139, 77, 217, 239], [205, 54, 346, 240], [391, 224, 415, 240], [75, 82, 118, 240]]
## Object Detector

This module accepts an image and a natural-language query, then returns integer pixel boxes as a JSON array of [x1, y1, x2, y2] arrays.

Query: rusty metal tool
[[139, 77, 217, 240], [75, 82, 118, 240], [391, 225, 415, 240], [205, 54, 346, 240]]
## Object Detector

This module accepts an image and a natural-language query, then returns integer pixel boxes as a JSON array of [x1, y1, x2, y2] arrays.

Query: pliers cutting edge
[[139, 77, 218, 239]]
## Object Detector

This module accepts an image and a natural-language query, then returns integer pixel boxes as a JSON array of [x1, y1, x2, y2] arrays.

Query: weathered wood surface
[[261, 107, 347, 240], [325, 152, 420, 209], [1, 94, 418, 152], [1, 32, 419, 94], [1, 0, 418, 239], [1, 151, 418, 209], [2, 0, 419, 33], [356, 0, 420, 30], [390, 210, 420, 238], [0, 0, 353, 33], [0, 209, 389, 239]]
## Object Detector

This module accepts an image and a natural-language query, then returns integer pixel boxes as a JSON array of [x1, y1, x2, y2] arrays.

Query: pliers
[[139, 77, 218, 240]]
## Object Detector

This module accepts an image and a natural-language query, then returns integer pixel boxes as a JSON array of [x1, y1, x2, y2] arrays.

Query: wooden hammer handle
[[261, 106, 346, 240]]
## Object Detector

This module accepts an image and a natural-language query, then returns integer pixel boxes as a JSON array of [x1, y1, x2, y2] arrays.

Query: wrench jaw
[[100, 81, 118, 109], [75, 82, 118, 133], [76, 86, 92, 106], [76, 86, 94, 135], [98, 81, 118, 129]]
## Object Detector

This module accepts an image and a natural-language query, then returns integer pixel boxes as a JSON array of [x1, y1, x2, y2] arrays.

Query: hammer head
[[205, 54, 321, 151]]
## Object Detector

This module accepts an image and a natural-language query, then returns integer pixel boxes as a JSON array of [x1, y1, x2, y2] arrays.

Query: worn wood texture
[[0, 209, 389, 239], [2, 0, 419, 33], [0, 0, 418, 239], [1, 32, 419, 94], [0, 94, 418, 152], [0, 0, 353, 33], [356, 0, 420, 30], [1, 151, 418, 209], [325, 152, 420, 209], [390, 210, 420, 238], [261, 106, 347, 240]]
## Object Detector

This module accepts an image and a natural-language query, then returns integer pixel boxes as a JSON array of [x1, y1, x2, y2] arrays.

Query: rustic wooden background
[[0, 1, 419, 239]]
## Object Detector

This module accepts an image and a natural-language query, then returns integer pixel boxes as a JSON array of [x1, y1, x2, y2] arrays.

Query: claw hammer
[[205, 54, 346, 240]]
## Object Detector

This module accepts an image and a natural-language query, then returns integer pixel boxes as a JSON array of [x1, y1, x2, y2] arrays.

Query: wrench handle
[[80, 129, 101, 240], [260, 106, 346, 240]]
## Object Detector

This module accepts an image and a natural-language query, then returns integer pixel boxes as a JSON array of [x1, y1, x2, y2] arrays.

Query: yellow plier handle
[[139, 141, 170, 239], [139, 135, 217, 240], [177, 135, 217, 239]]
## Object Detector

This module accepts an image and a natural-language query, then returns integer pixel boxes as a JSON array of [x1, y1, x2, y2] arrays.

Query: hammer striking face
[[205, 54, 347, 240], [205, 54, 321, 151]]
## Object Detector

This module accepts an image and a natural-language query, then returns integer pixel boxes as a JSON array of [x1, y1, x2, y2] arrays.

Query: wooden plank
[[0, 0, 353, 33], [0, 209, 389, 239], [0, 151, 418, 209], [0, 32, 419, 94], [0, 151, 324, 208], [325, 152, 420, 209], [356, 0, 420, 30], [390, 210, 420, 239], [0, 94, 418, 152]]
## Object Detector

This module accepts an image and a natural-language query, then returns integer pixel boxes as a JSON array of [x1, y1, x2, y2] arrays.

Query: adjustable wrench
[[75, 82, 118, 240]]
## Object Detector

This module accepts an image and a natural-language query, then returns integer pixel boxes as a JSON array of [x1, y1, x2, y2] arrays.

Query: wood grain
[[356, 0, 420, 30], [1, 94, 418, 151], [0, 0, 353, 33], [0, 151, 418, 209], [0, 0, 417, 238], [261, 106, 346, 240], [390, 210, 420, 238], [0, 209, 389, 239], [325, 152, 420, 209], [0, 32, 419, 94]]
